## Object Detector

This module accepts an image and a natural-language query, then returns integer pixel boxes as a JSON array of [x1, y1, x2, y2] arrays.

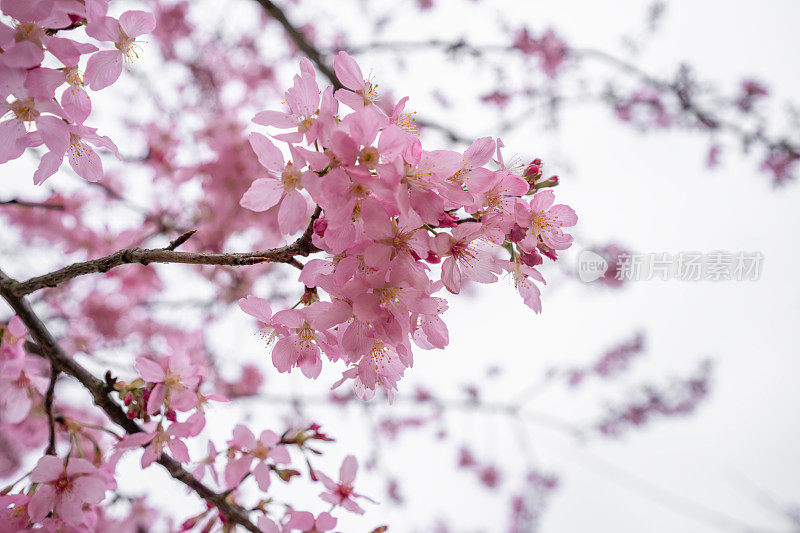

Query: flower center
[[10, 98, 39, 122], [15, 23, 45, 46], [54, 475, 73, 495], [397, 111, 419, 135], [115, 31, 141, 63], [297, 323, 315, 348], [531, 211, 554, 233], [359, 78, 380, 106], [281, 163, 302, 191], [358, 146, 379, 169], [65, 67, 85, 87]]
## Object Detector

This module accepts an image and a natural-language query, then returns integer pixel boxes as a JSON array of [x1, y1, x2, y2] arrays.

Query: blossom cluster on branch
[[236, 51, 576, 401]]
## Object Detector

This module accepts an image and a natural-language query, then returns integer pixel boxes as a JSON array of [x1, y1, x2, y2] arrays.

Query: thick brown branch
[[5, 208, 321, 297], [0, 268, 260, 533]]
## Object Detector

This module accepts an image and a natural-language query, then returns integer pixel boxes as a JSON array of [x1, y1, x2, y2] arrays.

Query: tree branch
[[252, 1, 474, 144], [339, 38, 800, 157], [0, 199, 65, 210], [0, 268, 261, 533], [44, 365, 59, 456], [253, 0, 343, 90], [4, 208, 322, 297]]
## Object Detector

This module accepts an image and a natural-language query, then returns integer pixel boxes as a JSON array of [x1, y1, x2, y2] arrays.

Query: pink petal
[[55, 490, 85, 526], [238, 295, 272, 323], [240, 178, 283, 212], [119, 10, 156, 37], [333, 51, 364, 90], [463, 136, 495, 167], [23, 67, 64, 99], [61, 85, 91, 124], [252, 109, 295, 128], [316, 513, 337, 531], [253, 461, 271, 491], [278, 189, 309, 235], [47, 37, 97, 67], [224, 456, 253, 489], [3, 41, 44, 69], [248, 132, 284, 172], [271, 337, 298, 373], [8, 316, 27, 338], [86, 16, 122, 42], [286, 511, 315, 530], [339, 455, 358, 485], [27, 485, 55, 523], [30, 455, 63, 482], [32, 150, 63, 185], [134, 357, 165, 382], [85, 50, 123, 90], [72, 476, 106, 504], [167, 438, 190, 463]]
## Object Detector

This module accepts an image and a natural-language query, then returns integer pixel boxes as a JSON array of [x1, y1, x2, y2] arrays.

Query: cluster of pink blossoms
[[239, 52, 577, 401], [0, 309, 376, 529], [0, 0, 155, 183]]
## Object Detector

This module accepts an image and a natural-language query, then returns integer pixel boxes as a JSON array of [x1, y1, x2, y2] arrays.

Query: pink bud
[[437, 212, 459, 228], [520, 250, 543, 267], [537, 243, 558, 261], [313, 218, 328, 236], [508, 224, 525, 243], [425, 251, 441, 264]]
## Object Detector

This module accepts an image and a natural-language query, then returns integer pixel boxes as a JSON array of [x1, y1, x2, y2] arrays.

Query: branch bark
[[3, 207, 321, 297], [0, 267, 261, 533]]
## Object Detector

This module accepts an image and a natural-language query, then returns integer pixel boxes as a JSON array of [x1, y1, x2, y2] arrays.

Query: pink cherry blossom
[[318, 455, 374, 514], [224, 424, 291, 490], [85, 11, 156, 90], [28, 456, 107, 526], [285, 511, 337, 532], [514, 190, 577, 254]]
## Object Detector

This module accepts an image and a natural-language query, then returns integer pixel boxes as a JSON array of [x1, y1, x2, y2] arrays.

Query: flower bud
[[313, 218, 328, 237], [534, 175, 559, 190], [425, 251, 441, 264], [508, 224, 526, 243], [437, 212, 459, 228], [520, 250, 543, 267], [537, 242, 558, 261]]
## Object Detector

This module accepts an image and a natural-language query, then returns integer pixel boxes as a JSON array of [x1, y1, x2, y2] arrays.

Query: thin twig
[[44, 365, 59, 455], [341, 38, 799, 156], [166, 230, 197, 251], [253, 0, 343, 90], [0, 199, 65, 210], [251, 1, 473, 144]]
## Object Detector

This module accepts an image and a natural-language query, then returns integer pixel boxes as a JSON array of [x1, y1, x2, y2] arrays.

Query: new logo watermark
[[577, 250, 609, 283], [577, 250, 763, 283]]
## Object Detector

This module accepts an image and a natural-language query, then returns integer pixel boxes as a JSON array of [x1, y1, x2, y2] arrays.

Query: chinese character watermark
[[577, 250, 763, 282]]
